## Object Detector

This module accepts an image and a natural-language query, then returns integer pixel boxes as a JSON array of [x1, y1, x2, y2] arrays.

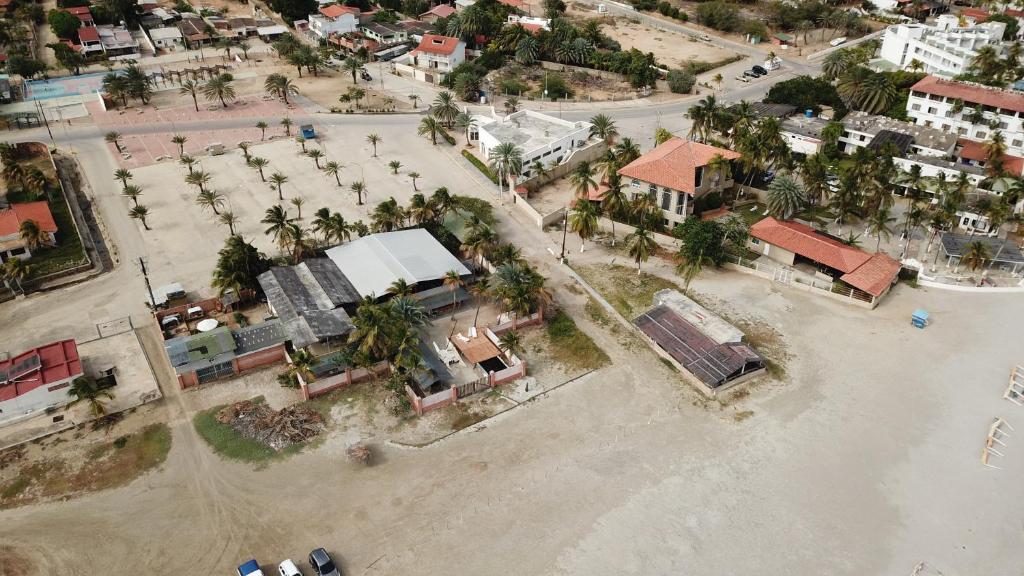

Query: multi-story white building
[[395, 34, 466, 84], [307, 4, 359, 41], [471, 110, 593, 179], [877, 15, 1005, 76], [840, 111, 958, 157], [907, 75, 1024, 156]]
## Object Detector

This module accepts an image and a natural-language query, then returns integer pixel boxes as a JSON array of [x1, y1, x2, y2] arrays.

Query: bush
[[765, 75, 845, 116], [48, 9, 80, 40], [699, 191, 723, 211], [499, 77, 530, 95], [461, 150, 498, 184], [631, 0, 658, 10], [696, 1, 739, 32], [667, 69, 696, 94], [535, 74, 573, 100]]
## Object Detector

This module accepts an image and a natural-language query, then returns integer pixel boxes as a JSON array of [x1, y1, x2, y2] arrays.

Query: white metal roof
[[325, 229, 470, 298]]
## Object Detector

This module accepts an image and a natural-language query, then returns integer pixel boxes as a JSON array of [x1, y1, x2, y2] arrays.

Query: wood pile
[[346, 443, 372, 465], [216, 400, 325, 451]]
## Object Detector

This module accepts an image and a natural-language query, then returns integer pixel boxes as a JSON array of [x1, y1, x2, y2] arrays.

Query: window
[[911, 103, 921, 111], [694, 166, 704, 188], [751, 238, 760, 245], [675, 192, 686, 215], [999, 122, 1008, 129], [1013, 140, 1023, 148], [630, 179, 641, 188], [927, 107, 937, 114], [661, 192, 671, 211], [976, 130, 987, 139], [958, 127, 968, 135]]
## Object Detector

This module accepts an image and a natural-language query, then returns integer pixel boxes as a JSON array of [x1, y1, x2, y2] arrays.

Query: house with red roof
[[617, 138, 741, 228], [907, 76, 1024, 157], [407, 34, 465, 79], [62, 6, 95, 27], [420, 4, 455, 23], [0, 201, 58, 263], [748, 217, 901, 304], [0, 340, 84, 424], [308, 3, 359, 41]]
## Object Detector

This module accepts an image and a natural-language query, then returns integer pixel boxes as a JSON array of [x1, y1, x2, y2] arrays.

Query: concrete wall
[[233, 344, 286, 373], [0, 378, 75, 424]]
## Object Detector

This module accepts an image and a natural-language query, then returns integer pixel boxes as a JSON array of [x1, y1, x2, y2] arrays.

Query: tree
[[102, 73, 131, 108], [341, 85, 366, 108], [443, 270, 463, 336], [281, 117, 293, 136], [48, 10, 80, 39], [498, 330, 523, 361], [687, 95, 721, 143], [179, 79, 201, 112], [129, 205, 151, 230], [867, 206, 896, 251], [366, 133, 382, 157], [626, 226, 657, 275], [961, 240, 991, 271], [306, 148, 325, 169], [122, 184, 143, 207], [600, 176, 629, 246], [667, 69, 696, 94], [614, 138, 641, 166], [822, 50, 851, 80], [286, 349, 315, 384], [342, 56, 365, 84], [48, 42, 85, 75], [568, 161, 597, 199], [800, 154, 831, 205], [185, 170, 211, 194], [256, 121, 268, 141], [984, 131, 1008, 178], [432, 91, 460, 128], [105, 131, 124, 154], [351, 181, 366, 206], [371, 197, 406, 232], [114, 168, 133, 189], [269, 172, 288, 201], [264, 73, 298, 105], [766, 173, 806, 220], [3, 258, 31, 294], [589, 113, 618, 144], [261, 204, 292, 251], [455, 112, 475, 146], [20, 220, 50, 250], [676, 220, 726, 289], [202, 73, 237, 108], [489, 142, 524, 197], [65, 376, 114, 418], [417, 115, 445, 145], [248, 157, 269, 182], [171, 134, 188, 157], [196, 189, 225, 215], [323, 161, 343, 186], [218, 211, 239, 236], [180, 155, 197, 175], [568, 199, 599, 252], [290, 197, 305, 220], [217, 36, 235, 60], [295, 136, 307, 153], [408, 172, 421, 192], [211, 234, 271, 295], [388, 160, 402, 175], [409, 93, 422, 110], [238, 142, 252, 163]]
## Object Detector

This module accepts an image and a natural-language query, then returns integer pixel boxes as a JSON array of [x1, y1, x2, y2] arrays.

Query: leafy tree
[[48, 42, 85, 75], [202, 73, 237, 108], [211, 234, 272, 295], [767, 173, 806, 220], [6, 55, 47, 79], [48, 10, 80, 39], [766, 75, 844, 116], [667, 69, 696, 94]]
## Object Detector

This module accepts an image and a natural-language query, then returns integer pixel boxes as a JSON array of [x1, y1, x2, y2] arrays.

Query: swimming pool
[[24, 71, 113, 101]]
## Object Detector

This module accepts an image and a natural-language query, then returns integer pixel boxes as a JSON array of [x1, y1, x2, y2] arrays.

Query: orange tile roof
[[958, 138, 1024, 176], [1006, 8, 1024, 18], [413, 34, 461, 56], [617, 138, 741, 194], [960, 7, 989, 21], [839, 253, 901, 297], [912, 76, 1024, 114], [0, 201, 58, 238], [421, 4, 455, 18], [319, 4, 359, 18], [751, 217, 871, 273], [77, 26, 100, 42]]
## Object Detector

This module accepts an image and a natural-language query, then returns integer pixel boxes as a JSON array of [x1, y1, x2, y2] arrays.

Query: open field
[[599, 18, 741, 70]]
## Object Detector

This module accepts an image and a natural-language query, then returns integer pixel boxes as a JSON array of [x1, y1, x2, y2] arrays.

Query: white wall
[[0, 380, 73, 424], [907, 91, 1024, 156], [782, 132, 822, 155], [308, 13, 358, 39]]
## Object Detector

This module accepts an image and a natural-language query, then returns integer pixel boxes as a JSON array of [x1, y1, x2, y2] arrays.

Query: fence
[[301, 360, 390, 400], [489, 310, 544, 335], [724, 254, 878, 308]]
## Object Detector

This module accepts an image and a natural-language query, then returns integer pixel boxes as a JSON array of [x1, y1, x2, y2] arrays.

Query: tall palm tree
[[306, 148, 325, 168], [407, 193, 437, 225], [569, 161, 598, 199], [20, 220, 50, 249], [961, 240, 991, 271], [613, 138, 641, 166], [568, 199, 599, 252], [454, 112, 476, 146], [256, 121, 268, 141], [122, 184, 143, 207], [822, 50, 850, 80], [218, 211, 239, 235], [261, 204, 292, 251], [625, 226, 656, 275], [351, 181, 366, 206], [248, 157, 269, 182], [432, 91, 459, 128], [498, 330, 523, 362], [171, 134, 187, 156], [867, 206, 895, 251], [983, 131, 1007, 178], [342, 56, 364, 84], [366, 133, 382, 157], [284, 222, 312, 262], [408, 172, 421, 191], [105, 131, 124, 153], [202, 74, 237, 108], [800, 155, 831, 205], [129, 205, 151, 230], [489, 142, 524, 197], [371, 197, 406, 232], [767, 173, 806, 220], [269, 172, 288, 200], [65, 376, 114, 418], [409, 94, 421, 109], [179, 79, 201, 111], [264, 73, 298, 105], [290, 196, 305, 219], [469, 277, 490, 326], [185, 170, 211, 194], [600, 175, 629, 245], [238, 141, 251, 163], [114, 168, 133, 189], [196, 189, 225, 215], [589, 113, 618, 144], [443, 269, 464, 335], [286, 349, 315, 384], [280, 117, 293, 136], [418, 115, 445, 145], [323, 161, 343, 186], [686, 95, 721, 143]]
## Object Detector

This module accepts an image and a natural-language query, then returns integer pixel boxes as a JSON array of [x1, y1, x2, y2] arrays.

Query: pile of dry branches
[[217, 400, 324, 451]]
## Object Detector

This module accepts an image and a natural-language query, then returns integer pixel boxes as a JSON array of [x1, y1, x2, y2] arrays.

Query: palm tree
[[342, 56, 364, 84], [469, 277, 490, 326], [65, 376, 114, 418], [498, 330, 523, 362], [286, 349, 315, 384], [185, 170, 211, 194], [351, 181, 366, 206], [289, 196, 305, 219], [961, 240, 991, 271], [822, 50, 850, 80], [217, 36, 235, 60], [408, 172, 421, 192], [171, 134, 187, 156], [388, 278, 415, 296], [306, 149, 325, 169], [767, 174, 806, 220], [323, 161, 343, 186], [686, 95, 720, 143], [285, 222, 313, 263], [264, 73, 298, 105], [366, 133, 382, 157], [443, 269, 463, 336], [432, 91, 459, 128], [626, 226, 656, 275], [568, 199, 599, 252], [313, 209, 351, 245], [280, 117, 293, 136], [568, 161, 597, 199], [407, 193, 438, 225], [418, 115, 445, 145], [196, 189, 225, 215], [256, 121, 268, 140], [179, 79, 201, 111], [371, 197, 406, 232], [489, 142, 524, 197], [105, 131, 123, 153], [613, 138, 641, 166], [122, 184, 143, 207], [129, 205, 151, 230], [3, 257, 31, 293], [20, 220, 50, 249], [295, 136, 306, 153], [409, 94, 421, 109], [202, 74, 237, 108], [261, 204, 292, 250], [388, 160, 402, 174], [454, 112, 475, 146], [248, 157, 269, 182], [983, 131, 1008, 178], [505, 95, 521, 113], [238, 142, 252, 163], [114, 168, 133, 189], [218, 211, 239, 235], [600, 176, 629, 246], [269, 172, 288, 200], [867, 206, 895, 251], [589, 113, 618, 144], [800, 154, 831, 205]]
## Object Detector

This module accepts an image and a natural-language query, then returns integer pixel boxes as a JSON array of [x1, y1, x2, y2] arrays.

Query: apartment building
[[877, 14, 1005, 76], [906, 75, 1024, 156]]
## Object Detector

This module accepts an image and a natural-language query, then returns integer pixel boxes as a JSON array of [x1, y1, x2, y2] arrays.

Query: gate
[[772, 267, 792, 284], [455, 376, 491, 398], [196, 360, 234, 384]]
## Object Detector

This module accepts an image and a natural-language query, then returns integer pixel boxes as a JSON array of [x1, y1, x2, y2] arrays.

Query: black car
[[742, 70, 760, 78], [752, 65, 768, 75], [360, 70, 372, 81], [309, 548, 341, 576]]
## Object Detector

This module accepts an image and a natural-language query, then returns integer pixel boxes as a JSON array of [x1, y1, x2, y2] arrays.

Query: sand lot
[[600, 18, 740, 69]]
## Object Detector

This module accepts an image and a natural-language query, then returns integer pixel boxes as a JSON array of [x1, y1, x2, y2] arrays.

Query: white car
[[278, 560, 302, 576]]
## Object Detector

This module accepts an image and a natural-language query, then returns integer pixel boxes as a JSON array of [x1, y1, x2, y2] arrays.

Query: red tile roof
[[0, 0, 14, 7], [1006, 8, 1024, 18], [520, 22, 543, 34], [912, 75, 1024, 114], [413, 34, 461, 56], [958, 138, 1024, 176], [421, 4, 455, 18], [960, 7, 989, 22], [0, 201, 58, 238], [839, 253, 901, 297], [617, 138, 741, 194], [0, 340, 82, 402], [78, 26, 100, 42], [319, 4, 359, 18], [63, 6, 92, 18]]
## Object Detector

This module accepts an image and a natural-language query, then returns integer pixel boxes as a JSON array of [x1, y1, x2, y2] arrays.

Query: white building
[[395, 34, 465, 84], [840, 111, 958, 157], [907, 75, 1024, 156], [780, 115, 830, 155], [148, 26, 183, 51], [307, 4, 359, 41], [507, 15, 550, 30], [877, 15, 1005, 76], [472, 110, 593, 179]]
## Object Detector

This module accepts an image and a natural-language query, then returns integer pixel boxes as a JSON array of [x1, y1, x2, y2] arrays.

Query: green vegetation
[[193, 400, 304, 464], [765, 75, 845, 116], [22, 190, 87, 280], [461, 150, 499, 184], [576, 264, 682, 319], [545, 309, 610, 371], [667, 69, 696, 94]]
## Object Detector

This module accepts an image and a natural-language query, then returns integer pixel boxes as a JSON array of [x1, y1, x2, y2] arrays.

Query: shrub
[[113, 435, 129, 449], [535, 73, 573, 100], [499, 77, 530, 95], [667, 69, 696, 94], [765, 75, 845, 116], [696, 1, 739, 32], [461, 150, 498, 184]]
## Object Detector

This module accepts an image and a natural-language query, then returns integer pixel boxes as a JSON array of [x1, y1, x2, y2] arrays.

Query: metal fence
[[724, 254, 876, 305]]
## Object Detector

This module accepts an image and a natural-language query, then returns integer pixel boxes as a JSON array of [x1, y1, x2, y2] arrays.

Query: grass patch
[[733, 410, 755, 422], [461, 149, 498, 184], [0, 476, 31, 499], [735, 202, 768, 227], [546, 309, 610, 371], [193, 401, 302, 464], [576, 264, 684, 319], [450, 409, 487, 431]]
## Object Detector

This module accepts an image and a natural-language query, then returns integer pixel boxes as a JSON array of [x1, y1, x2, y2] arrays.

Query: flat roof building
[[0, 340, 84, 423], [473, 109, 593, 179]]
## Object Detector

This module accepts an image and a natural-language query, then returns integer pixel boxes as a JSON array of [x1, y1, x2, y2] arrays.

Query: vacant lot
[[600, 17, 741, 70]]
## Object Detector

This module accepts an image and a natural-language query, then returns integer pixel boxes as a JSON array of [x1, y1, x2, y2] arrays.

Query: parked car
[[237, 560, 265, 576], [830, 37, 847, 47], [699, 33, 711, 41], [308, 549, 340, 576], [752, 65, 768, 75], [735, 75, 750, 83], [742, 70, 760, 78], [278, 560, 302, 576], [360, 70, 372, 81]]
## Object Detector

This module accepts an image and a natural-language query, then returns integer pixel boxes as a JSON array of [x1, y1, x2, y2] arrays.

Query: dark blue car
[[237, 559, 265, 576]]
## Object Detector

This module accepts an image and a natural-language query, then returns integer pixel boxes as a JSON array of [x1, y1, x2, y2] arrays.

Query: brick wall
[[234, 344, 286, 372]]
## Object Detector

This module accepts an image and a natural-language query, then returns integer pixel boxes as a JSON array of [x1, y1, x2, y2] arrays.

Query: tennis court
[[24, 71, 110, 101]]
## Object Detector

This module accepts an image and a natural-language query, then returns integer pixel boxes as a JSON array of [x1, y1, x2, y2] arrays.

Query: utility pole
[[560, 208, 568, 263], [138, 257, 157, 309], [36, 100, 54, 145]]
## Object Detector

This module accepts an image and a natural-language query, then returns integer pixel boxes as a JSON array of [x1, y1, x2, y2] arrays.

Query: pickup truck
[[237, 560, 265, 576]]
